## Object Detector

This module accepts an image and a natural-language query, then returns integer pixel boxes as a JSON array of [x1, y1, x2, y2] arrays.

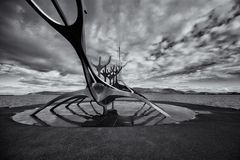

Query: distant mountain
[[26, 87, 240, 95], [133, 87, 240, 95], [28, 91, 66, 95], [133, 87, 186, 94]]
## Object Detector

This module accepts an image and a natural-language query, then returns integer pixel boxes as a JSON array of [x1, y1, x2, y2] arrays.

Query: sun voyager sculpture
[[24, 0, 173, 127]]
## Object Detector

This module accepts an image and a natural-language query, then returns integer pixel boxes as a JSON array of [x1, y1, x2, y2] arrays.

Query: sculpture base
[[82, 109, 133, 127], [12, 101, 197, 127]]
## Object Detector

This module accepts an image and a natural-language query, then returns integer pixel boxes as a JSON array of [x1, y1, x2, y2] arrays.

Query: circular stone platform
[[12, 101, 196, 127]]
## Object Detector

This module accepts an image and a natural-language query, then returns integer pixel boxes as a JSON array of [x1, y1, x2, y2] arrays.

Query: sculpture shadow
[[32, 99, 166, 127]]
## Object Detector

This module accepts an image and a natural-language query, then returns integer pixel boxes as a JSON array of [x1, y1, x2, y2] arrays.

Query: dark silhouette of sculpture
[[91, 56, 111, 77], [26, 0, 171, 127], [91, 55, 129, 85], [100, 67, 110, 82]]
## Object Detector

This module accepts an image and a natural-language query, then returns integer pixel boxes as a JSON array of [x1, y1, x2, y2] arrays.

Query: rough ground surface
[[0, 101, 240, 160]]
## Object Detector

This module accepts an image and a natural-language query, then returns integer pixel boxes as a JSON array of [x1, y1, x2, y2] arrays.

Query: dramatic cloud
[[0, 64, 85, 94], [0, 0, 240, 94]]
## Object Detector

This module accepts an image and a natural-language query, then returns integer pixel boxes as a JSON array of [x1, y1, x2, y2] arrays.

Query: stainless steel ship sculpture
[[26, 0, 171, 127]]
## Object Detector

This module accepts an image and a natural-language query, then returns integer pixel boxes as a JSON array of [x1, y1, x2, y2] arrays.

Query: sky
[[0, 0, 240, 95]]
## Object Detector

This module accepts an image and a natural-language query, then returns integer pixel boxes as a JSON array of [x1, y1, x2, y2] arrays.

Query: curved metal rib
[[51, 0, 69, 26], [90, 100, 101, 115], [26, 0, 114, 105], [65, 98, 92, 119], [50, 95, 85, 126], [31, 89, 88, 117]]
